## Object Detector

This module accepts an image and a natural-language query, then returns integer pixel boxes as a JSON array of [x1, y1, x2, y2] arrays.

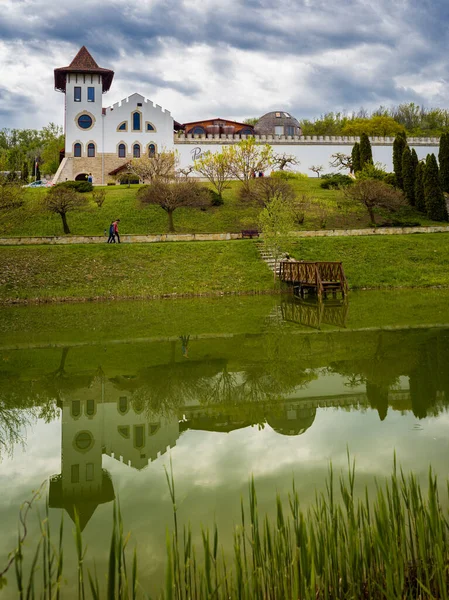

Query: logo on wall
[[191, 147, 202, 162]]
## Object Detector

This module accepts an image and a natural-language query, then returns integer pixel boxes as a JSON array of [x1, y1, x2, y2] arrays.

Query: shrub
[[208, 189, 224, 206], [383, 173, 397, 186], [54, 180, 93, 193], [270, 171, 308, 181], [320, 173, 353, 189], [357, 163, 388, 181], [250, 177, 296, 207]]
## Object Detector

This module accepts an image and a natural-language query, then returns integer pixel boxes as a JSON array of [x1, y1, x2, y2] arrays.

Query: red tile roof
[[54, 46, 114, 93]]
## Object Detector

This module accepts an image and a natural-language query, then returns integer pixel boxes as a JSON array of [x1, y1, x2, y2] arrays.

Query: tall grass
[[4, 457, 449, 598]]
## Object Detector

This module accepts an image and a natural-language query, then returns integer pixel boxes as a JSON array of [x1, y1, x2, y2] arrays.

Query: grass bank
[[292, 232, 449, 288], [1, 178, 440, 237], [4, 462, 449, 599], [0, 241, 274, 304]]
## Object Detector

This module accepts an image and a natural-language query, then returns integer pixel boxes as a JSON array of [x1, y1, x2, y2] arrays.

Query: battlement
[[175, 134, 440, 145], [106, 94, 171, 116]]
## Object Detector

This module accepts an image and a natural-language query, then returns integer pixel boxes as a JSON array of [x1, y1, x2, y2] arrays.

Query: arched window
[[240, 128, 253, 135], [118, 143, 126, 158], [87, 143, 95, 157], [132, 111, 141, 131], [74, 143, 82, 157], [117, 122, 127, 131], [146, 122, 156, 131], [118, 397, 128, 414], [148, 143, 156, 157], [191, 126, 205, 135], [133, 144, 140, 158]]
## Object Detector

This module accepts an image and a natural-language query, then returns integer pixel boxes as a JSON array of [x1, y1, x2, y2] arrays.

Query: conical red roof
[[54, 46, 114, 93]]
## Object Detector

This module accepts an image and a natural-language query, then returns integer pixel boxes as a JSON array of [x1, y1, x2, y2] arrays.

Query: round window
[[75, 431, 93, 450], [78, 114, 93, 129]]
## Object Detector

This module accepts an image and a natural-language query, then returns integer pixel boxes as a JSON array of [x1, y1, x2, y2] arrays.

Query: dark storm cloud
[[121, 71, 201, 96], [0, 88, 38, 125]]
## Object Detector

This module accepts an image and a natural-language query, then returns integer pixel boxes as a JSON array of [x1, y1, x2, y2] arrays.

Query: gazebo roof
[[54, 46, 114, 93]]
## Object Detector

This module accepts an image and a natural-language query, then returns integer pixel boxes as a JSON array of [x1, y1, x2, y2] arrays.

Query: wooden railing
[[280, 260, 348, 298]]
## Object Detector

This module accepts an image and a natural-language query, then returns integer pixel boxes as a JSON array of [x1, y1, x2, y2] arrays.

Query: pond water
[[2, 290, 449, 596]]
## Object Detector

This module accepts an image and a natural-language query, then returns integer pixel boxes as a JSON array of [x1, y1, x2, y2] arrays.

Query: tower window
[[86, 463, 94, 481], [71, 400, 81, 417], [148, 144, 156, 157], [118, 143, 126, 158], [74, 87, 81, 102], [87, 143, 95, 157], [86, 399, 95, 416], [78, 114, 93, 129], [73, 143, 82, 157], [87, 87, 95, 102], [132, 111, 141, 131], [133, 144, 140, 158], [75, 431, 93, 451], [134, 425, 145, 449], [118, 397, 128, 414], [71, 464, 80, 483]]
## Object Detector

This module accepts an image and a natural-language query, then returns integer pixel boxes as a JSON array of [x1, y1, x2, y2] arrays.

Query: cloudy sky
[[0, 0, 448, 130]]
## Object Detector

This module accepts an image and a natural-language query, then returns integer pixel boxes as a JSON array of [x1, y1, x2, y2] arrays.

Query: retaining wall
[[1, 227, 449, 246]]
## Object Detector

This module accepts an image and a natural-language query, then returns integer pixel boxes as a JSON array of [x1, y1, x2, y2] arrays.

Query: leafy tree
[[21, 161, 29, 183], [341, 179, 406, 224], [357, 162, 388, 181], [309, 165, 324, 177], [225, 138, 272, 195], [393, 132, 407, 189], [137, 179, 210, 232], [194, 150, 233, 198], [401, 146, 415, 205], [92, 188, 106, 208], [414, 162, 426, 213], [351, 143, 361, 173], [341, 116, 405, 136], [271, 152, 300, 171], [424, 153, 448, 221], [438, 132, 449, 193], [258, 195, 295, 281], [42, 186, 89, 234], [359, 133, 373, 168], [243, 117, 258, 126]]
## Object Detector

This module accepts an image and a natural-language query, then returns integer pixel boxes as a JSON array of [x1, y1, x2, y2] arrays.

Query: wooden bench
[[241, 229, 260, 239]]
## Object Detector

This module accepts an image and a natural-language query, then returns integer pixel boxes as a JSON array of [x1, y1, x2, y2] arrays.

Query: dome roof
[[266, 406, 316, 436], [254, 111, 301, 136]]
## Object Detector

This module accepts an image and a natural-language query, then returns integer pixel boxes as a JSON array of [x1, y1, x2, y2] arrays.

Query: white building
[[53, 46, 174, 184]]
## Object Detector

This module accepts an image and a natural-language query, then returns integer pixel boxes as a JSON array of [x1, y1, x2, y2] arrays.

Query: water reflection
[[2, 298, 449, 532]]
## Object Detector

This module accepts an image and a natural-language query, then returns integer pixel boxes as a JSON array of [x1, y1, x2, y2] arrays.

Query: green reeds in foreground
[[4, 458, 449, 599]]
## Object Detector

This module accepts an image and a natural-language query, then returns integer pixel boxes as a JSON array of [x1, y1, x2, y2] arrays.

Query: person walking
[[107, 221, 115, 243], [114, 219, 121, 243]]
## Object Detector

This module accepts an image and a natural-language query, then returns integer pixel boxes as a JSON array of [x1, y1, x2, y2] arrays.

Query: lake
[[1, 290, 449, 597]]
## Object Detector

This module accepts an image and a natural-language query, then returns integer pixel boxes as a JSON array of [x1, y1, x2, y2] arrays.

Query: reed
[[4, 458, 449, 598]]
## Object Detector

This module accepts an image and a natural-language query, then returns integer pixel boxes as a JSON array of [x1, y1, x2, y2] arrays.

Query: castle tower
[[54, 47, 114, 181]]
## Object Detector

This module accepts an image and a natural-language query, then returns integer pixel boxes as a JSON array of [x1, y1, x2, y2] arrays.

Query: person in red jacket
[[113, 219, 121, 243]]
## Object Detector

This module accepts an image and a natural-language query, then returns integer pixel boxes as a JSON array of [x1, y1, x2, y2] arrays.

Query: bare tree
[[272, 152, 300, 171], [138, 179, 210, 232], [42, 186, 89, 233], [126, 151, 178, 183], [251, 177, 296, 207], [342, 179, 406, 224], [177, 165, 195, 179], [92, 188, 106, 207], [329, 153, 353, 173], [194, 150, 233, 198], [309, 165, 324, 178]]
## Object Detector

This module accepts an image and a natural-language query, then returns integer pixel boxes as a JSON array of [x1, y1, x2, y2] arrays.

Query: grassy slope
[[290, 233, 449, 288], [0, 240, 274, 303], [1, 179, 440, 237]]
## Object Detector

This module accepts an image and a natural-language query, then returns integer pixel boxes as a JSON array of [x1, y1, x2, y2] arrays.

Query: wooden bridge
[[281, 297, 349, 329], [279, 260, 348, 299]]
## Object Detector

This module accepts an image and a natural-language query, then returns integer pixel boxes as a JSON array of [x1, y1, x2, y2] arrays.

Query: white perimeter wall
[[175, 141, 439, 175]]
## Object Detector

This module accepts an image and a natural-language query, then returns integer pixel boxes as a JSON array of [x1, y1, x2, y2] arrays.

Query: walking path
[[1, 225, 449, 246]]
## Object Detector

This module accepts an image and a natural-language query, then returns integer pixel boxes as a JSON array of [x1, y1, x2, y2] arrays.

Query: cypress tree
[[414, 162, 426, 213], [402, 146, 415, 205], [36, 165, 41, 181], [411, 148, 419, 175], [438, 132, 449, 193], [393, 132, 407, 190], [21, 161, 29, 183], [359, 133, 373, 168], [424, 153, 448, 221], [351, 142, 361, 173]]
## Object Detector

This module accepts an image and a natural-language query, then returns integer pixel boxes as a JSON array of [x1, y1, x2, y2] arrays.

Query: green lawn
[[0, 179, 441, 237], [290, 233, 449, 288], [0, 240, 275, 303]]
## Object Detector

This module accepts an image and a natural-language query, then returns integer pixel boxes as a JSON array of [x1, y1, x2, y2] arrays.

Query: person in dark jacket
[[107, 221, 115, 243]]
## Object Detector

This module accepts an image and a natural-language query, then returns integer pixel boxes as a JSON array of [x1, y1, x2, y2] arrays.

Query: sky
[[0, 0, 449, 130]]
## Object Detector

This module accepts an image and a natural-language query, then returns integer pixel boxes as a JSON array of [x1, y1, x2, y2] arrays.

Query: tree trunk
[[61, 212, 70, 234], [168, 210, 175, 232], [367, 207, 376, 225]]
